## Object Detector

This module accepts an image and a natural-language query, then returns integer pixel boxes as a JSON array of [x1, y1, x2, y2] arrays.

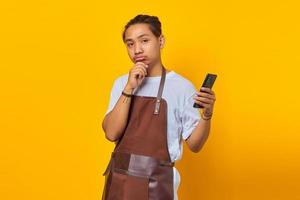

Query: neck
[[147, 60, 169, 77]]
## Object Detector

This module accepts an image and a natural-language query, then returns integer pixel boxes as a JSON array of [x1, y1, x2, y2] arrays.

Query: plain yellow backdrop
[[1, 0, 300, 199]]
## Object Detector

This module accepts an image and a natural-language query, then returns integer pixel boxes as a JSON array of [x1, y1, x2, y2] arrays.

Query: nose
[[134, 43, 143, 54]]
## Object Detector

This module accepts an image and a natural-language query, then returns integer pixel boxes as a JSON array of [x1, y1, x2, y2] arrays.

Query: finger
[[135, 62, 149, 69], [193, 100, 210, 108], [136, 65, 148, 76], [136, 68, 146, 77], [193, 96, 213, 104], [134, 71, 144, 79], [200, 87, 214, 94], [195, 91, 215, 100], [131, 69, 142, 78], [134, 63, 148, 76], [133, 68, 146, 79], [194, 96, 214, 104]]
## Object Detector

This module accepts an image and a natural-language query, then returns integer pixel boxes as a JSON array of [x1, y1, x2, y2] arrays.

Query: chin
[[143, 60, 151, 65], [133, 60, 151, 66]]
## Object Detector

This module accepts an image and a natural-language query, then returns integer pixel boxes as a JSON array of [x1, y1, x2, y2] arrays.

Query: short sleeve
[[104, 78, 123, 116], [181, 91, 201, 140]]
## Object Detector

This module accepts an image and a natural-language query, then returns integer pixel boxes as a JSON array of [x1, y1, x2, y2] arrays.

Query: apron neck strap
[[154, 67, 166, 115]]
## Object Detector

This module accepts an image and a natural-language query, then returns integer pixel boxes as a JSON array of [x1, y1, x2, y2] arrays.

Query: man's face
[[124, 23, 163, 66]]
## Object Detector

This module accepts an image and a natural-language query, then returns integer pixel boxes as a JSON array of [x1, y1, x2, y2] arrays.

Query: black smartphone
[[193, 73, 217, 108]]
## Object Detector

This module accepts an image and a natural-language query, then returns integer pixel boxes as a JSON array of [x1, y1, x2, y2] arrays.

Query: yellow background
[[1, 0, 299, 199]]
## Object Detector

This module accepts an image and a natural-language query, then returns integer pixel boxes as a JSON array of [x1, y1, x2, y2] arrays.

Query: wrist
[[123, 84, 134, 94], [201, 110, 213, 120], [201, 113, 212, 120], [121, 85, 134, 103]]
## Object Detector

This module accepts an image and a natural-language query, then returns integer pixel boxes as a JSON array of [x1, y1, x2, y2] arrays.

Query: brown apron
[[102, 67, 175, 200]]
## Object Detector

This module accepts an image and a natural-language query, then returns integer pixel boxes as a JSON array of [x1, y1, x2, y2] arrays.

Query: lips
[[134, 56, 146, 62]]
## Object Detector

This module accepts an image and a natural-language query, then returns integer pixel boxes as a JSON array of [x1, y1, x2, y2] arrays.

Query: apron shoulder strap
[[154, 67, 166, 115]]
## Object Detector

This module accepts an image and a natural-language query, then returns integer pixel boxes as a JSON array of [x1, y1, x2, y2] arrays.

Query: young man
[[102, 14, 216, 200]]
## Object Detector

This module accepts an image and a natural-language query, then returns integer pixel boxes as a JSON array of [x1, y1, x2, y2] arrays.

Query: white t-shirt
[[104, 70, 201, 200]]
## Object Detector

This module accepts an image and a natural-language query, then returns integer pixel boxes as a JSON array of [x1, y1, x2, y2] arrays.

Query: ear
[[159, 35, 165, 49]]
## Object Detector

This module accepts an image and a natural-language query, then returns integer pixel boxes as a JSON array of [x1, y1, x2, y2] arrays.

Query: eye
[[127, 43, 133, 47], [142, 39, 149, 43]]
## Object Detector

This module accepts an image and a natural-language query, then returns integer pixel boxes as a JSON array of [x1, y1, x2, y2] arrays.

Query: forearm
[[102, 85, 133, 142], [186, 118, 211, 153]]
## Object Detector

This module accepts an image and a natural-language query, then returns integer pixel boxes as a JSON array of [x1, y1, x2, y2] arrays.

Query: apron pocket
[[107, 169, 149, 200]]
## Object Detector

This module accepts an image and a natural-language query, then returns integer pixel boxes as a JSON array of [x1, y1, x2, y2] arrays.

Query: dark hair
[[122, 14, 162, 42]]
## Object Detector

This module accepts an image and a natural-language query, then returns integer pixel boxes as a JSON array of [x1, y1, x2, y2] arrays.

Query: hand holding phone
[[193, 73, 217, 108]]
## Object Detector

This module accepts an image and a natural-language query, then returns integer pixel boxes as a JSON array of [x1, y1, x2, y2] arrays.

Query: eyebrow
[[125, 34, 150, 42]]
